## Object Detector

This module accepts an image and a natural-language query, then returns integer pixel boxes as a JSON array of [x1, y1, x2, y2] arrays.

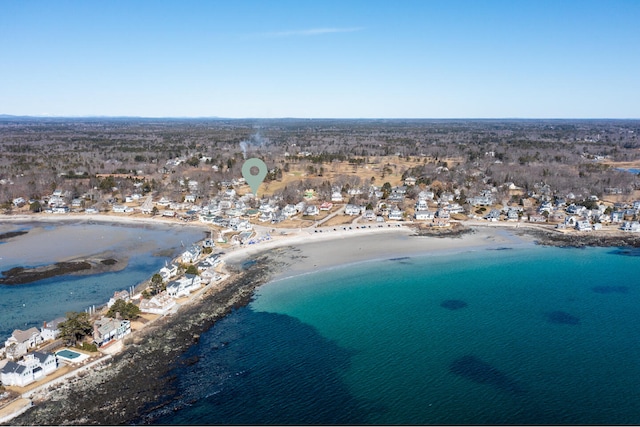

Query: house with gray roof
[[0, 351, 58, 387]]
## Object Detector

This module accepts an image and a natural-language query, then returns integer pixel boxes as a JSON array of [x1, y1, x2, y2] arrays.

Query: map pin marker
[[242, 158, 268, 195]]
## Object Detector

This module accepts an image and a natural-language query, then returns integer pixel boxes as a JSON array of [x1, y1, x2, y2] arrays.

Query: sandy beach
[[223, 224, 535, 282], [4, 213, 637, 425]]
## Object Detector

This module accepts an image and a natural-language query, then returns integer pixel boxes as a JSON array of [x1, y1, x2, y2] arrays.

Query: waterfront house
[[93, 317, 131, 347], [415, 210, 435, 221], [107, 290, 130, 308], [159, 262, 179, 281], [12, 197, 26, 207], [4, 328, 42, 360], [40, 317, 65, 342], [621, 221, 640, 232], [507, 208, 520, 221], [167, 274, 202, 298], [484, 209, 501, 222], [388, 207, 404, 221], [611, 211, 625, 223], [0, 352, 58, 387], [139, 292, 176, 315], [528, 214, 547, 223], [575, 220, 592, 231], [181, 245, 202, 264]]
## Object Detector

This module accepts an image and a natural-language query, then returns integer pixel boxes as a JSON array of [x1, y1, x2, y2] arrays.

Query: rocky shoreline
[[517, 227, 640, 248], [9, 250, 289, 426]]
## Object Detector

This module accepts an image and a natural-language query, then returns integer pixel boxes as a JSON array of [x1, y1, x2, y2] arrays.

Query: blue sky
[[1, 1, 639, 118]]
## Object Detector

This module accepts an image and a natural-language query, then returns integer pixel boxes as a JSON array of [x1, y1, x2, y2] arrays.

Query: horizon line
[[1, 114, 639, 121]]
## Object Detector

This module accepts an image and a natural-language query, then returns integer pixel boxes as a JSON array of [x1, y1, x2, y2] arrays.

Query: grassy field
[[260, 155, 463, 197]]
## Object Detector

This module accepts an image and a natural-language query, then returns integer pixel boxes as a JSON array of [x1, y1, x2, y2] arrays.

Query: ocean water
[[148, 245, 640, 425], [0, 222, 206, 338]]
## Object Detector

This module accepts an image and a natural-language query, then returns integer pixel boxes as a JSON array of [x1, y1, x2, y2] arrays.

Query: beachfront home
[[200, 268, 222, 284], [12, 197, 26, 207], [507, 208, 520, 221], [0, 352, 58, 387], [611, 211, 625, 223], [167, 274, 202, 298], [575, 220, 593, 231], [388, 208, 404, 221], [484, 209, 501, 222], [139, 292, 176, 315], [4, 327, 43, 360], [621, 221, 640, 232], [159, 263, 179, 281], [107, 290, 130, 308], [414, 210, 435, 221], [40, 317, 65, 342], [93, 317, 131, 347], [181, 245, 202, 264]]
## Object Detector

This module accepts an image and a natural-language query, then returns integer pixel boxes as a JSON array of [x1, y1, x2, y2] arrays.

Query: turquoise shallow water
[[148, 245, 640, 425]]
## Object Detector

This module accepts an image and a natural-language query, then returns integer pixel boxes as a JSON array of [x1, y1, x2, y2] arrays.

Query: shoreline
[[4, 214, 640, 424]]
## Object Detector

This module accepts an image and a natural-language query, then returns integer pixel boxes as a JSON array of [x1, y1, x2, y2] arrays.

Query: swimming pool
[[56, 349, 89, 363], [57, 349, 81, 359]]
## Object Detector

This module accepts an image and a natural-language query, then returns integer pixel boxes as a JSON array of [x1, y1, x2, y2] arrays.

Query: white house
[[575, 220, 592, 231], [12, 197, 26, 207], [40, 317, 66, 342], [4, 327, 42, 360], [344, 204, 362, 216], [621, 221, 640, 232], [305, 205, 320, 216], [112, 204, 133, 213], [331, 191, 343, 202], [167, 274, 202, 298], [200, 268, 222, 284], [107, 290, 130, 308], [139, 292, 177, 315], [0, 352, 58, 387], [282, 204, 297, 218], [388, 208, 404, 221], [415, 199, 429, 211], [181, 245, 202, 264], [159, 263, 179, 281], [414, 210, 435, 221]]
